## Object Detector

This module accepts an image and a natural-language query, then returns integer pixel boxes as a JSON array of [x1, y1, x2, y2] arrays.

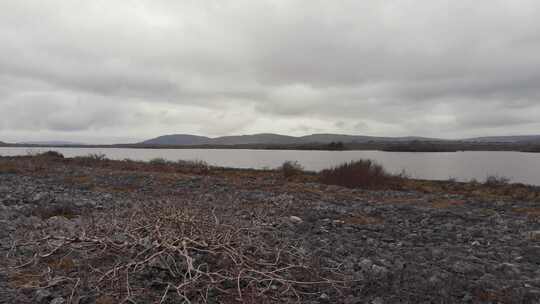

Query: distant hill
[[140, 133, 442, 146], [463, 135, 540, 144], [209, 133, 299, 145], [298, 134, 436, 144], [5, 134, 540, 151], [8, 134, 540, 148], [17, 141, 84, 146], [141, 134, 211, 145]]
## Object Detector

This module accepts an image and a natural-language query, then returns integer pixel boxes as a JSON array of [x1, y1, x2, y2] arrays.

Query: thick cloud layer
[[1, 0, 539, 143]]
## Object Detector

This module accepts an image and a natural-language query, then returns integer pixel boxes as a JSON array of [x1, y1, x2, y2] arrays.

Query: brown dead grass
[[71, 157, 212, 175], [513, 207, 540, 219], [404, 179, 540, 204], [95, 295, 117, 304], [64, 175, 92, 185], [430, 199, 466, 209], [339, 214, 383, 225], [0, 162, 19, 174], [156, 173, 183, 183], [93, 185, 138, 193], [286, 183, 325, 196], [9, 271, 41, 288], [475, 288, 514, 304], [380, 197, 423, 205], [47, 257, 76, 272], [4, 155, 540, 207]]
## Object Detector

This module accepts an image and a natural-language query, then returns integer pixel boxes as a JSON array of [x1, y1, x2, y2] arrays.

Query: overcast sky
[[1, 1, 540, 143]]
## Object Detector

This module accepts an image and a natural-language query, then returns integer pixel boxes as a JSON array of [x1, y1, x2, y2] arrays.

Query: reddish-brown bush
[[36, 150, 65, 159], [319, 159, 394, 189]]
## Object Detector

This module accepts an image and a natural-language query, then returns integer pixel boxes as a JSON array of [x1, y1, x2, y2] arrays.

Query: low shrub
[[485, 175, 511, 187], [280, 160, 304, 178], [177, 159, 210, 173], [148, 157, 170, 165], [147, 158, 211, 174], [36, 150, 65, 159], [86, 153, 107, 161], [72, 153, 108, 167], [319, 159, 394, 189]]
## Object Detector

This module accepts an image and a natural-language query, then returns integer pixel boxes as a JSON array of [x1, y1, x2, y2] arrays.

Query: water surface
[[1, 147, 539, 185]]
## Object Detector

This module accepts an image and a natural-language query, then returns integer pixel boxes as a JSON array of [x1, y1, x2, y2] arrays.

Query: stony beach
[[2, 154, 540, 303]]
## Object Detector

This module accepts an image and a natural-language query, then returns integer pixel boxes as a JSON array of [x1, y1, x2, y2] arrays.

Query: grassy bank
[[2, 151, 539, 204]]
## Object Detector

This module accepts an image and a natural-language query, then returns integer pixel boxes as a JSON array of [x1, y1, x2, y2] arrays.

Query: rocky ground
[[2, 155, 540, 303]]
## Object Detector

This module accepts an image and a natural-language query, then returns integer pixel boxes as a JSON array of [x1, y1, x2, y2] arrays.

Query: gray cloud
[[1, 0, 540, 143]]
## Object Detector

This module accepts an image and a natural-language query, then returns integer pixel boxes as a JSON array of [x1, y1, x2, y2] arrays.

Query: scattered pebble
[[2, 157, 540, 303]]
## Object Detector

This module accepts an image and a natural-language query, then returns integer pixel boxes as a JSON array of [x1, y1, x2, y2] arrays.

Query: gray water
[[1, 147, 540, 185]]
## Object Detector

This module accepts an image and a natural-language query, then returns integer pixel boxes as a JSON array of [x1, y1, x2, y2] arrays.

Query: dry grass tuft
[[474, 288, 514, 303], [513, 207, 540, 219], [430, 199, 466, 209], [95, 295, 116, 304], [279, 161, 304, 179], [48, 257, 76, 272], [339, 214, 383, 225], [8, 271, 41, 288], [0, 161, 19, 174], [64, 175, 92, 185]]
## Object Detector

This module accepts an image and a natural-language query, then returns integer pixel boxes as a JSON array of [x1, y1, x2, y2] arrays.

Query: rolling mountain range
[[17, 141, 84, 146], [463, 135, 540, 143], [2, 134, 540, 148], [140, 133, 435, 146], [140, 133, 540, 146]]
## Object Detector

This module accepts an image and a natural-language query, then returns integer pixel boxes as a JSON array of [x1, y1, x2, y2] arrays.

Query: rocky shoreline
[[2, 155, 540, 303]]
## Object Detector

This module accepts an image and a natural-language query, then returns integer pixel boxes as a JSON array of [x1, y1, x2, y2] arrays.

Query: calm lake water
[[1, 147, 540, 185]]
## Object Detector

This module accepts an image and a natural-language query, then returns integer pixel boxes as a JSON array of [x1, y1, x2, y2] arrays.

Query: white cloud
[[1, 0, 539, 143]]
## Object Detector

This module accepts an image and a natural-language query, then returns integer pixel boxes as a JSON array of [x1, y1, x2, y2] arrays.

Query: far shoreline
[[1, 141, 540, 153]]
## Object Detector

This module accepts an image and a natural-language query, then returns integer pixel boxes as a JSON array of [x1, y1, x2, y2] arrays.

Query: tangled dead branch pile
[[6, 200, 349, 303]]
